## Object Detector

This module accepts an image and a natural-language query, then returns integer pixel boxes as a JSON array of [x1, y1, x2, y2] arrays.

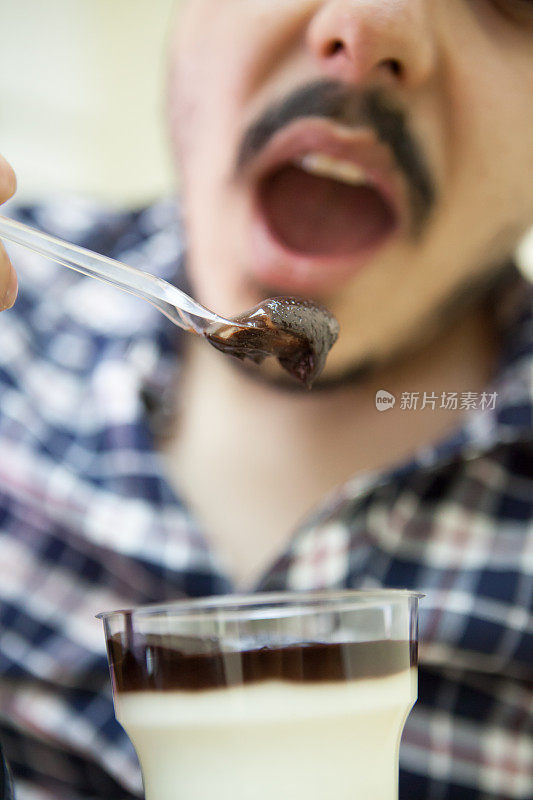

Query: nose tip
[[319, 36, 405, 84], [307, 0, 436, 89]]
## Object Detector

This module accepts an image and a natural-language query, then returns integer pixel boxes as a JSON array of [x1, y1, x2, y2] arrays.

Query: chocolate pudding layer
[[107, 636, 416, 693]]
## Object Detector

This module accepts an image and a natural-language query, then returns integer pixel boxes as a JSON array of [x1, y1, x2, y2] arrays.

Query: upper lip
[[238, 117, 410, 232]]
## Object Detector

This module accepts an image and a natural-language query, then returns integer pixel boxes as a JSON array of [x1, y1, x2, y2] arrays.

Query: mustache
[[236, 80, 436, 236]]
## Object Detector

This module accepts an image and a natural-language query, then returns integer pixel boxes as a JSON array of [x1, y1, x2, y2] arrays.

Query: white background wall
[[0, 0, 176, 206]]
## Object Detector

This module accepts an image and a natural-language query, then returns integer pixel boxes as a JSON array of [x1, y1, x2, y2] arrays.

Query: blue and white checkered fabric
[[0, 197, 531, 800]]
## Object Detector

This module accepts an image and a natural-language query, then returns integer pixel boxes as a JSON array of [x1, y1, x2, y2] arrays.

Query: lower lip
[[249, 199, 400, 296]]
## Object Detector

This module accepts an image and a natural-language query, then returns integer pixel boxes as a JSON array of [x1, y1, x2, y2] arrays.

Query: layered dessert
[[107, 632, 417, 800]]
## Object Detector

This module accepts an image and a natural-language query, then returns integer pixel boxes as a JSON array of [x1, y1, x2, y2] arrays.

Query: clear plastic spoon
[[0, 214, 239, 334], [0, 214, 340, 387]]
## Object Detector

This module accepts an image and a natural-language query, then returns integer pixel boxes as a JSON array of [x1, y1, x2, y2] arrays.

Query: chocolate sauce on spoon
[[205, 297, 340, 388]]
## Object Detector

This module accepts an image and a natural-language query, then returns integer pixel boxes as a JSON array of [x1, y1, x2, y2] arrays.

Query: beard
[[229, 258, 518, 394]]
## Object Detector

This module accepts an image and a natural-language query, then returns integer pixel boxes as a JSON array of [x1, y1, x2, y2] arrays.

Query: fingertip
[[0, 155, 17, 202], [2, 260, 18, 310]]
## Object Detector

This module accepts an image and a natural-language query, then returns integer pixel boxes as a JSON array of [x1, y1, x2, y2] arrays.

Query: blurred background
[[0, 0, 532, 273], [0, 0, 176, 206]]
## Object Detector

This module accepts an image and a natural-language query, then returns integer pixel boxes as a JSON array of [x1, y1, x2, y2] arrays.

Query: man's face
[[168, 0, 533, 383]]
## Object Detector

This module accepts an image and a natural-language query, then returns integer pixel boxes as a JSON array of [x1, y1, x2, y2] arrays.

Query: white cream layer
[[116, 668, 417, 800]]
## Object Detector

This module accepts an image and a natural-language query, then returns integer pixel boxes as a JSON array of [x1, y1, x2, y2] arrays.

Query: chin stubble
[[231, 259, 517, 394]]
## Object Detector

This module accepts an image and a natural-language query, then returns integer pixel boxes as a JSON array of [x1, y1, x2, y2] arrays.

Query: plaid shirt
[[0, 197, 531, 800]]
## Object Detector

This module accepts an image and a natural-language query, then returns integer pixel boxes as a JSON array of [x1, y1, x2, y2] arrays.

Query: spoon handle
[[0, 214, 226, 332]]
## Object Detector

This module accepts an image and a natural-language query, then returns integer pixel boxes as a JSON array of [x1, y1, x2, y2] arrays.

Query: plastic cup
[[98, 589, 422, 800]]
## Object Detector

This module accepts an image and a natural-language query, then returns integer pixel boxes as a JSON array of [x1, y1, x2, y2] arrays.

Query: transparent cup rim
[[96, 588, 424, 622]]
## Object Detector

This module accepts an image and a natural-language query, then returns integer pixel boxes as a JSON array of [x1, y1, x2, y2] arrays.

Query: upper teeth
[[298, 153, 369, 186]]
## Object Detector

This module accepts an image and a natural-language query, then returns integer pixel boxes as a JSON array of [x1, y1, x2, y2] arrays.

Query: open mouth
[[257, 152, 398, 259]]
